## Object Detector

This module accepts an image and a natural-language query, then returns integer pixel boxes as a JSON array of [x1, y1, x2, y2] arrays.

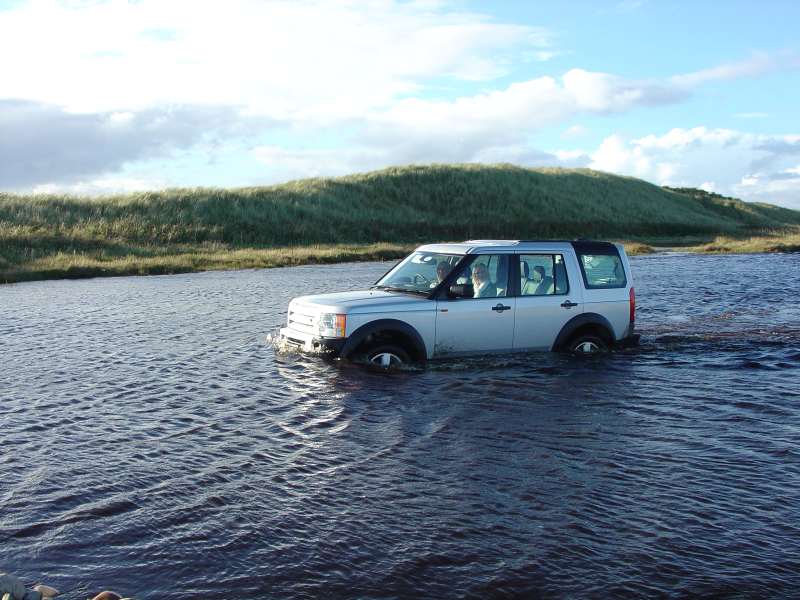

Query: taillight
[[629, 287, 636, 323]]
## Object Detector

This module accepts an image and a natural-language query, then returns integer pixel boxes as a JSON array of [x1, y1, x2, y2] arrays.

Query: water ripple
[[2, 255, 800, 598]]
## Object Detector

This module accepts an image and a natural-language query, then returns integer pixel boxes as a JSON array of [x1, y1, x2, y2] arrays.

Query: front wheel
[[364, 344, 410, 368], [567, 334, 609, 355]]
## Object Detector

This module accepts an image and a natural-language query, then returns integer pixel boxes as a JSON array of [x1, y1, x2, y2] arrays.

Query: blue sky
[[1, 0, 799, 208]]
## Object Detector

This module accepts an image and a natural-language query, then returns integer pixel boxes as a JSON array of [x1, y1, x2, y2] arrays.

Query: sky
[[1, 0, 799, 208]]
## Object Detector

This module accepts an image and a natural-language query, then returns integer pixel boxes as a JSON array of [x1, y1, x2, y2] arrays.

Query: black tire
[[363, 344, 410, 368], [567, 334, 609, 355]]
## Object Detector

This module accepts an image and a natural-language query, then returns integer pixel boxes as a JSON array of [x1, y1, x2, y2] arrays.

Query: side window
[[519, 254, 569, 296], [453, 254, 509, 299], [578, 253, 627, 289]]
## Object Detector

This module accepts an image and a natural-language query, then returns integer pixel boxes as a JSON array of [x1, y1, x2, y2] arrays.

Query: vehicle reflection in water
[[1, 253, 799, 599]]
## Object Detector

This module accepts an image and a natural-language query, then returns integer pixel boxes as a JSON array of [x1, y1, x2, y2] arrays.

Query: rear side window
[[577, 252, 627, 289], [519, 254, 569, 296]]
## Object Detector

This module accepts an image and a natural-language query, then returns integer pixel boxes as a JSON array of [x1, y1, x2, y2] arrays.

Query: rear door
[[513, 252, 584, 351], [434, 254, 516, 356], [572, 242, 630, 340]]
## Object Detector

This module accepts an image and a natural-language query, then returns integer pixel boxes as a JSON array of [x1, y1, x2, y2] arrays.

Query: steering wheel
[[413, 273, 432, 285]]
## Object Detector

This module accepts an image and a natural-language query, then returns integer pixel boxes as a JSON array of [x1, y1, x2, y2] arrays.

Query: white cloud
[[584, 127, 800, 209], [250, 142, 586, 186], [563, 68, 684, 111], [1, 1, 785, 123], [670, 51, 797, 88], [553, 150, 591, 167], [699, 181, 716, 193], [634, 127, 740, 150], [354, 67, 691, 164], [533, 50, 558, 62], [252, 145, 386, 182], [562, 124, 588, 139], [338, 54, 789, 166], [0, 0, 551, 119], [0, 99, 265, 187], [2, 1, 798, 195], [590, 135, 639, 174], [31, 176, 166, 196]]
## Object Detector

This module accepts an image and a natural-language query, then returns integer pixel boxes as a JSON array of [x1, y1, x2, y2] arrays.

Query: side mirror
[[448, 284, 473, 299]]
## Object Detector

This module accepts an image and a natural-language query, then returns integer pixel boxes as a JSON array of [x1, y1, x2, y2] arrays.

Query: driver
[[472, 263, 497, 298], [435, 261, 453, 285]]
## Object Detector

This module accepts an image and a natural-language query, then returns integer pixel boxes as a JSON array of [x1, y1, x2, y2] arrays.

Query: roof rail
[[461, 239, 521, 245]]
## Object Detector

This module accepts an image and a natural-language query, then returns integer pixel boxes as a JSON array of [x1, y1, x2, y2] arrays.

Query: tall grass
[[2, 164, 799, 283]]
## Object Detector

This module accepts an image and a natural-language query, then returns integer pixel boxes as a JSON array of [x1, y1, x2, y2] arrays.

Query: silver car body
[[278, 240, 635, 359]]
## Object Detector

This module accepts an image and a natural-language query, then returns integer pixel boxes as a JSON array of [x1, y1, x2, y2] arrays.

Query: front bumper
[[278, 327, 345, 356]]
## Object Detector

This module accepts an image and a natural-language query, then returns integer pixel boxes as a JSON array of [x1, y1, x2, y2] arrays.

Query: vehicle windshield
[[374, 251, 462, 294]]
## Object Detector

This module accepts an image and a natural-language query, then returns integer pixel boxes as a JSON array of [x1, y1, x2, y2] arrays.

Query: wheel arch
[[552, 313, 615, 352], [340, 319, 428, 362]]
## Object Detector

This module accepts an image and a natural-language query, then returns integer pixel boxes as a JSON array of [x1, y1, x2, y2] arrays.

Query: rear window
[[576, 251, 627, 289]]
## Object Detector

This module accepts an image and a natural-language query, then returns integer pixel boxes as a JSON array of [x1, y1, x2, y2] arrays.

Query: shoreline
[[3, 166, 799, 285], [2, 234, 798, 285]]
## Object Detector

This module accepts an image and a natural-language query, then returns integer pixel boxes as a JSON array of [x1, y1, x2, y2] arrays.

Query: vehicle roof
[[416, 240, 622, 255]]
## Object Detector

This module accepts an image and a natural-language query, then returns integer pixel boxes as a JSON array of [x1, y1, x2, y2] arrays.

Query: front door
[[434, 254, 515, 356]]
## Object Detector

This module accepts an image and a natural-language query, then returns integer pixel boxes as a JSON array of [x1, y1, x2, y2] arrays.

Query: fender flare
[[552, 313, 615, 351], [339, 319, 428, 362]]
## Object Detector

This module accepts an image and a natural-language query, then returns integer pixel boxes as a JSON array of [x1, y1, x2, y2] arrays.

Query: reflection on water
[[1, 254, 800, 599]]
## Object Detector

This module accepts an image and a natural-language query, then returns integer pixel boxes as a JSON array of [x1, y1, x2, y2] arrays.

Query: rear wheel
[[364, 344, 410, 368], [567, 334, 609, 355]]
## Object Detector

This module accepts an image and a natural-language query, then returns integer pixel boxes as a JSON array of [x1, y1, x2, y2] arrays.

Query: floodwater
[[1, 253, 799, 599]]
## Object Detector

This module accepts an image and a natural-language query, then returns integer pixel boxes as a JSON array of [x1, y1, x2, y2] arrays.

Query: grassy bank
[[687, 233, 800, 254], [0, 243, 418, 284], [2, 164, 799, 283]]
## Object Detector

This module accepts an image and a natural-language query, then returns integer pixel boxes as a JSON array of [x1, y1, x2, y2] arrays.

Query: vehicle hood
[[290, 290, 431, 314]]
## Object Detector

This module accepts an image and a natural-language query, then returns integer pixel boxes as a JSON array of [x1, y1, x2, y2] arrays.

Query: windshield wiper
[[370, 285, 430, 296]]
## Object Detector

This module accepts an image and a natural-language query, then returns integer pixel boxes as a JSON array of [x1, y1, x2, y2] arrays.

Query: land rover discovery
[[277, 240, 638, 366]]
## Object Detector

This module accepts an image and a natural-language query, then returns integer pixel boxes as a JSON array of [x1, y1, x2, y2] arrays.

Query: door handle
[[561, 300, 578, 309], [492, 303, 511, 312]]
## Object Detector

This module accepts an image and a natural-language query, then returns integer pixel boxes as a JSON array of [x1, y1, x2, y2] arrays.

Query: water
[[2, 253, 799, 599]]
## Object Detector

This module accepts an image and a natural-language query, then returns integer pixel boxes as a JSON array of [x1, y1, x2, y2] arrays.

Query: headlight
[[318, 313, 347, 338]]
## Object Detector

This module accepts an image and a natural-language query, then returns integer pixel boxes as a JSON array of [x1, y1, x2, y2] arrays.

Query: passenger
[[521, 265, 545, 296], [472, 263, 497, 298]]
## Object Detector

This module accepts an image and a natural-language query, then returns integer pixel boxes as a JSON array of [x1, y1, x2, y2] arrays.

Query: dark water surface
[[2, 253, 799, 599]]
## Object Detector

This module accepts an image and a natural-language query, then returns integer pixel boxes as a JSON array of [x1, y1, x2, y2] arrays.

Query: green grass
[[2, 164, 799, 283], [686, 234, 800, 254], [0, 243, 416, 284]]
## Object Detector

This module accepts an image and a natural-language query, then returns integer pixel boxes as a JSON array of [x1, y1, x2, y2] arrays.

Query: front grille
[[287, 305, 317, 336]]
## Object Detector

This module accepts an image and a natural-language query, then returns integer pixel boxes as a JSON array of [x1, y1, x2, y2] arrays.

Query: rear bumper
[[278, 327, 345, 356]]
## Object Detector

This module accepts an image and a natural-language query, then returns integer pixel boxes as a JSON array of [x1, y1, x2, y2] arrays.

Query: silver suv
[[278, 240, 638, 366]]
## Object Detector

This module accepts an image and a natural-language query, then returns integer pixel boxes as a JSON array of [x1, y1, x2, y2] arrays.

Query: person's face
[[436, 264, 450, 282], [472, 264, 488, 284]]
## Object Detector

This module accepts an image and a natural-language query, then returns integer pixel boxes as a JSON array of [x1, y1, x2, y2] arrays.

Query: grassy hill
[[2, 164, 799, 283]]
